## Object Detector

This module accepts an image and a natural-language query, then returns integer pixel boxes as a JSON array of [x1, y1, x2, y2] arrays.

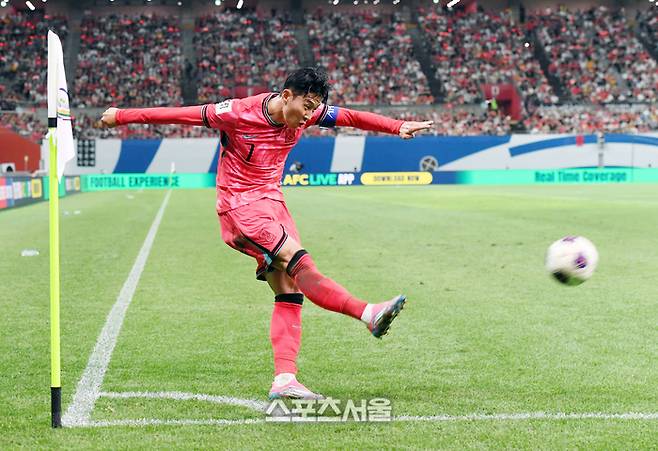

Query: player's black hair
[[282, 67, 330, 104]]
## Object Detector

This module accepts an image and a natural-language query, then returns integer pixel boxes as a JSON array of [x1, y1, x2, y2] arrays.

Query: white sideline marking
[[100, 391, 267, 412], [62, 190, 172, 427], [396, 412, 658, 422], [77, 411, 658, 428]]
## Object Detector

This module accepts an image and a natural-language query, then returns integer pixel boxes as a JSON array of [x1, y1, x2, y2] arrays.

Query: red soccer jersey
[[207, 92, 312, 212], [115, 92, 404, 213]]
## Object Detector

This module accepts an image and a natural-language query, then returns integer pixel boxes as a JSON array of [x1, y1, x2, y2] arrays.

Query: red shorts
[[218, 198, 301, 281]]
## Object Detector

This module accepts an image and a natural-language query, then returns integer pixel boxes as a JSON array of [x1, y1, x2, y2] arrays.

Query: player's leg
[[266, 269, 302, 378], [265, 270, 322, 400], [222, 198, 406, 338], [272, 237, 406, 339], [218, 209, 320, 399]]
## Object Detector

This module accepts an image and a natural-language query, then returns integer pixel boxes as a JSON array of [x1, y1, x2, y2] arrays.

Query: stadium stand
[[306, 9, 433, 105], [1, 3, 656, 141], [418, 8, 557, 107], [194, 9, 299, 103], [533, 6, 657, 104], [74, 12, 183, 108], [72, 112, 216, 139], [523, 104, 658, 134], [0, 110, 44, 143], [637, 8, 658, 58], [0, 10, 68, 107], [6, 103, 657, 143], [305, 108, 512, 136]]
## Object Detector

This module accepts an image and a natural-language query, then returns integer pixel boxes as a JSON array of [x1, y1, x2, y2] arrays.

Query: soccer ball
[[545, 236, 599, 286]]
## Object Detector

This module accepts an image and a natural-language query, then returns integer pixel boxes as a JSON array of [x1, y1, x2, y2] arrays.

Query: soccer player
[[98, 67, 433, 400]]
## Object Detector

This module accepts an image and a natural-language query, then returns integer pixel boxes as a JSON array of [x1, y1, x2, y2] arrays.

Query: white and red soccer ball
[[545, 236, 599, 286]]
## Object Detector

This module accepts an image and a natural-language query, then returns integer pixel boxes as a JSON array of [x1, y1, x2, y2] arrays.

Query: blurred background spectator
[[74, 12, 183, 108], [0, 11, 68, 106], [419, 8, 557, 107], [533, 6, 657, 103], [0, 3, 656, 142], [307, 9, 433, 105], [194, 9, 298, 103]]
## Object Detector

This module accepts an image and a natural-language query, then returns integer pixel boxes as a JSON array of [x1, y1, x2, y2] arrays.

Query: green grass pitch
[[1, 185, 657, 449]]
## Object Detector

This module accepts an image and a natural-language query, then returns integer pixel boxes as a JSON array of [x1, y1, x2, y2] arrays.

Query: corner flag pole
[[48, 29, 74, 428], [48, 117, 61, 428], [47, 30, 62, 429]]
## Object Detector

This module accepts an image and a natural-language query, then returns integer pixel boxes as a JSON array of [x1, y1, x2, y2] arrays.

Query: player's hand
[[399, 120, 434, 139], [96, 107, 119, 128]]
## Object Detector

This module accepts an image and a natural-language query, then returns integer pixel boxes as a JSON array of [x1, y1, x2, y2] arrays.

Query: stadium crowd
[[74, 112, 213, 139], [533, 6, 657, 104], [194, 9, 298, 103], [638, 8, 658, 57], [1, 6, 657, 142], [304, 108, 513, 136], [0, 110, 217, 140], [0, 11, 68, 107], [4, 103, 657, 143], [306, 10, 433, 105], [523, 104, 658, 134], [0, 109, 510, 139], [419, 8, 557, 106], [74, 12, 183, 108], [0, 110, 44, 143]]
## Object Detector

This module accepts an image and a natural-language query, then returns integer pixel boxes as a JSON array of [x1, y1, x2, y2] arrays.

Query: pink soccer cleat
[[268, 378, 324, 400], [367, 295, 407, 338]]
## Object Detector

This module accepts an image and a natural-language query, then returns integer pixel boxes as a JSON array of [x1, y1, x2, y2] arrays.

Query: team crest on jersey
[[215, 100, 233, 115], [258, 229, 276, 245]]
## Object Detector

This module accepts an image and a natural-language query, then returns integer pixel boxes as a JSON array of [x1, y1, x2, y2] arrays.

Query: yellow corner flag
[[47, 29, 74, 428]]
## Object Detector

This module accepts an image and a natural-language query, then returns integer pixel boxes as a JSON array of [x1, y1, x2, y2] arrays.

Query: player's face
[[282, 90, 322, 129]]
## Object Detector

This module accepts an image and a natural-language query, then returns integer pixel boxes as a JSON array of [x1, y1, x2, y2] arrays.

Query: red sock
[[288, 253, 367, 320], [270, 294, 303, 375]]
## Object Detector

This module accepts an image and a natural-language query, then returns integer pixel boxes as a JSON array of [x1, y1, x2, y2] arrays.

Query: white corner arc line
[[99, 391, 267, 412], [88, 418, 265, 427], [62, 190, 173, 428]]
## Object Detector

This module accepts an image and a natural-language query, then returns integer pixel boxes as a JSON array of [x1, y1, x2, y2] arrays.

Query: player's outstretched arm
[[332, 107, 433, 139], [96, 105, 210, 128], [398, 120, 434, 139], [97, 107, 121, 128]]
